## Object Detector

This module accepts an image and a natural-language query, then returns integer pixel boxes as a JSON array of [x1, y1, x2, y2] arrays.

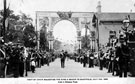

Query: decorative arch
[[50, 17, 79, 31], [36, 11, 95, 51]]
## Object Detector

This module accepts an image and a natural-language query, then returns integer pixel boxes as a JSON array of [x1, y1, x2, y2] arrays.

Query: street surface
[[26, 58, 116, 78]]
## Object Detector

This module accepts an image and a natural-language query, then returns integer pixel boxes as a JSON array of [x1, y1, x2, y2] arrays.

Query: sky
[[53, 20, 77, 43], [0, 0, 135, 20], [0, 0, 135, 43]]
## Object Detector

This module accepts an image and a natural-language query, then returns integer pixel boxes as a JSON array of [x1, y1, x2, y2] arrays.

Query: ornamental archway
[[36, 11, 95, 51]]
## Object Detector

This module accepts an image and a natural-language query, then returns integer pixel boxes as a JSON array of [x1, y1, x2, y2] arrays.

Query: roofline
[[36, 11, 94, 13], [94, 12, 135, 14], [100, 20, 135, 22]]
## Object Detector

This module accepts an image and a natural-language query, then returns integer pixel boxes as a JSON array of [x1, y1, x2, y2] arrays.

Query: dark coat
[[116, 44, 130, 64]]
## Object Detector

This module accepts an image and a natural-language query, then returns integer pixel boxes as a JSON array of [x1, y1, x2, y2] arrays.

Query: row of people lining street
[[0, 41, 57, 78], [72, 40, 134, 78]]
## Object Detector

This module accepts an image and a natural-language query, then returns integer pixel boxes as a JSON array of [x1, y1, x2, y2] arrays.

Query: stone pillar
[[79, 41, 81, 49], [51, 41, 53, 50], [90, 39, 92, 51], [36, 14, 40, 50], [49, 41, 51, 50], [77, 36, 81, 53], [92, 39, 94, 52], [37, 31, 40, 50]]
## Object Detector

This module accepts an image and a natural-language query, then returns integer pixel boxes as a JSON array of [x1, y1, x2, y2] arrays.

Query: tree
[[40, 28, 49, 51], [0, 8, 36, 48], [23, 24, 37, 48], [81, 35, 91, 50], [39, 17, 49, 51], [19, 12, 33, 25], [0, 8, 20, 42], [53, 39, 61, 50]]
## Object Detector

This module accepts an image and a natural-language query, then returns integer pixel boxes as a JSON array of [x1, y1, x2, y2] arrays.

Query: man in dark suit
[[116, 41, 130, 77], [60, 50, 66, 68], [99, 49, 104, 70], [89, 52, 94, 68], [83, 53, 87, 67], [12, 47, 20, 78]]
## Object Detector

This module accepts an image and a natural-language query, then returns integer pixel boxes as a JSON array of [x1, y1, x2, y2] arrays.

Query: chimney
[[96, 1, 101, 13]]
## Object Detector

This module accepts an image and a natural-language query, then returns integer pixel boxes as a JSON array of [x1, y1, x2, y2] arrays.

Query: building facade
[[92, 1, 135, 49]]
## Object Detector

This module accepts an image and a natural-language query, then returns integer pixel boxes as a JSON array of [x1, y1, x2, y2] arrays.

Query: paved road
[[26, 58, 116, 78]]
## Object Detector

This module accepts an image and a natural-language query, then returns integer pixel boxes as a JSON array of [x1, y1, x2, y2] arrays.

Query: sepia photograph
[[0, 0, 135, 84]]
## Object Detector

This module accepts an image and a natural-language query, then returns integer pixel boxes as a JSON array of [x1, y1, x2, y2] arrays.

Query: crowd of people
[[72, 44, 134, 78], [72, 30, 135, 78], [0, 29, 135, 78], [0, 40, 56, 78]]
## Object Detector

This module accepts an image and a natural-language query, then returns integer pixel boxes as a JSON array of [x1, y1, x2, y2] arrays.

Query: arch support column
[[37, 31, 40, 50], [48, 30, 54, 51]]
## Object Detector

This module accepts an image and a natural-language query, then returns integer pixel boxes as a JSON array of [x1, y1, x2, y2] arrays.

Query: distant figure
[[89, 52, 94, 68], [108, 48, 114, 73], [60, 50, 66, 68], [99, 50, 104, 70], [19, 51, 25, 77], [83, 53, 87, 67], [31, 58, 36, 73]]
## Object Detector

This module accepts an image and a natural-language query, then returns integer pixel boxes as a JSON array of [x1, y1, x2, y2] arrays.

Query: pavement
[[26, 58, 117, 78]]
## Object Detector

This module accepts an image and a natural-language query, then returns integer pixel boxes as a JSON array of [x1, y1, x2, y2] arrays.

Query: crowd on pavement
[[72, 44, 134, 78], [0, 40, 56, 78], [72, 29, 135, 78]]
